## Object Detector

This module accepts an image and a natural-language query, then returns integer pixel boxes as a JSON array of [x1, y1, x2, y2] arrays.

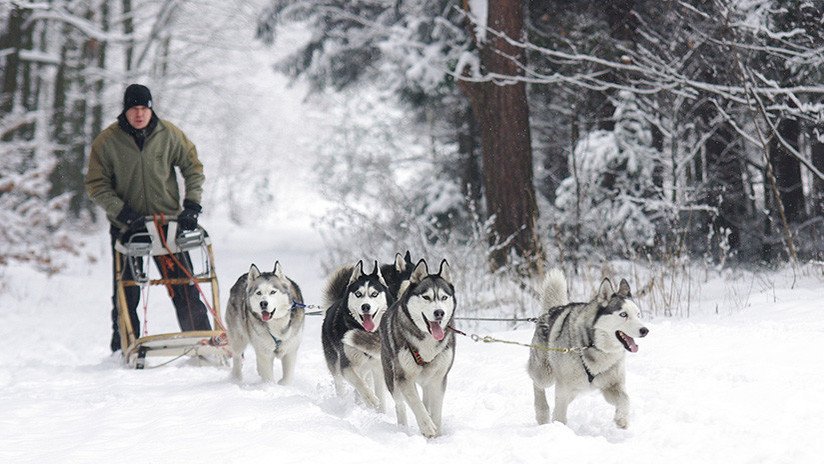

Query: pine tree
[[555, 91, 663, 257]]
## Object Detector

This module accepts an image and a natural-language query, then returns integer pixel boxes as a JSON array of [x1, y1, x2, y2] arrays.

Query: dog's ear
[[409, 259, 429, 284], [375, 260, 389, 288], [394, 252, 406, 272], [348, 260, 364, 285], [597, 278, 614, 303], [404, 250, 413, 266], [247, 264, 261, 287], [437, 259, 452, 284], [617, 278, 632, 298], [273, 261, 284, 279]]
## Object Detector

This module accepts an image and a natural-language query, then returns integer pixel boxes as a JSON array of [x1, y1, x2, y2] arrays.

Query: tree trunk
[[455, 103, 482, 210], [812, 135, 824, 217], [1, 7, 24, 125], [50, 14, 94, 215], [123, 0, 134, 72], [704, 122, 747, 252], [768, 117, 805, 222], [91, 2, 109, 141], [460, 0, 544, 273]]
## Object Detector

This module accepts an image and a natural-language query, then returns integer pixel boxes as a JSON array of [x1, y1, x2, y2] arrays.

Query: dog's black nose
[[361, 303, 371, 312], [639, 327, 649, 337], [260, 301, 268, 309], [433, 309, 445, 320]]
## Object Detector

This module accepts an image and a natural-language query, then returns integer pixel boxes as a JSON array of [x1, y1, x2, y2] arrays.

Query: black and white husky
[[527, 269, 649, 428], [381, 259, 456, 438], [321, 260, 393, 409], [225, 262, 304, 384], [379, 251, 415, 299]]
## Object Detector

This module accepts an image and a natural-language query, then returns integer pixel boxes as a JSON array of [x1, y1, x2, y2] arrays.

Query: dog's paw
[[418, 417, 439, 438], [277, 377, 291, 386], [615, 417, 628, 429], [363, 392, 381, 410]]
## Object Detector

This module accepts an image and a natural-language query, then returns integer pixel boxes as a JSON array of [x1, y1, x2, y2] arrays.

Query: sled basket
[[126, 331, 229, 369]]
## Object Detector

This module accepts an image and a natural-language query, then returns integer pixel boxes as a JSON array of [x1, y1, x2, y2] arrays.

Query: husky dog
[[225, 262, 304, 384], [381, 259, 456, 438], [527, 269, 649, 429], [321, 260, 393, 409], [323, 252, 415, 305], [380, 251, 415, 298]]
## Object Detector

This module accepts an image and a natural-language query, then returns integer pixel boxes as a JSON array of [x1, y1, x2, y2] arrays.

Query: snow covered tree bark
[[703, 121, 747, 251], [813, 136, 824, 217], [1, 6, 25, 119], [460, 0, 544, 272], [768, 118, 805, 222]]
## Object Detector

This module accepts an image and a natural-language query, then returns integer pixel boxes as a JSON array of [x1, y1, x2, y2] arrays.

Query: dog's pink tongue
[[361, 314, 375, 332], [627, 336, 638, 352], [261, 311, 271, 322], [429, 321, 445, 341]]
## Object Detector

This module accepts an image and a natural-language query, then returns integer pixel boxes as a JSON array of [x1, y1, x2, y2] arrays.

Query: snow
[[467, 0, 489, 43], [4, 4, 824, 462], [2, 216, 824, 463]]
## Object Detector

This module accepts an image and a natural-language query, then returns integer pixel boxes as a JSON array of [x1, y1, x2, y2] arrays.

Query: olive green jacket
[[85, 118, 204, 228]]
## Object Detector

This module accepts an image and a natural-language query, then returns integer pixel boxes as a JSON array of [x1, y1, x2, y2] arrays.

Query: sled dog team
[[224, 252, 650, 438]]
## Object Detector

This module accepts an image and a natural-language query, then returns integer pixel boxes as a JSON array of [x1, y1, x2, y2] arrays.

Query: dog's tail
[[322, 265, 354, 308], [541, 268, 568, 311]]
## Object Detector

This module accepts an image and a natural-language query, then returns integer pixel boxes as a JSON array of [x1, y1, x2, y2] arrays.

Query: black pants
[[109, 230, 211, 352]]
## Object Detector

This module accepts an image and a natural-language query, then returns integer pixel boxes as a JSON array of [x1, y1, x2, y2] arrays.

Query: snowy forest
[[3, 1, 824, 461], [2, 0, 823, 282]]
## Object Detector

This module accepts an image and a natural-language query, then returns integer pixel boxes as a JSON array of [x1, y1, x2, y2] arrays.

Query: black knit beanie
[[123, 84, 153, 110]]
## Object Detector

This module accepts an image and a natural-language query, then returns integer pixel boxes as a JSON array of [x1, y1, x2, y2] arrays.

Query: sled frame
[[113, 218, 228, 368]]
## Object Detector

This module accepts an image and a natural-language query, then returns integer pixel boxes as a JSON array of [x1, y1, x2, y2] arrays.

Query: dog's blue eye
[[422, 295, 431, 301], [620, 312, 628, 318], [370, 292, 378, 298], [440, 295, 448, 301], [256, 291, 262, 295], [355, 291, 363, 298], [270, 290, 277, 295]]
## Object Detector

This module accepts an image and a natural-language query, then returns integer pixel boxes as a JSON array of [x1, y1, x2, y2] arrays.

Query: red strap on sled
[[152, 214, 227, 334]]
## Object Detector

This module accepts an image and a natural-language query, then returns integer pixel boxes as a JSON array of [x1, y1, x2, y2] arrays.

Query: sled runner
[[114, 216, 229, 368]]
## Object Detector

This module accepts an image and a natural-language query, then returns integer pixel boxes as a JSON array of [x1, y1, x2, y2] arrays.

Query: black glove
[[116, 204, 147, 242], [116, 204, 143, 228], [178, 199, 202, 231]]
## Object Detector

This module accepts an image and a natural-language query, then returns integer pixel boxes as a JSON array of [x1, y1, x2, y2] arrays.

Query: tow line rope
[[290, 301, 324, 316], [453, 316, 539, 323], [153, 214, 228, 346], [141, 285, 151, 337], [141, 347, 196, 369], [286, 302, 581, 353], [447, 322, 585, 354]]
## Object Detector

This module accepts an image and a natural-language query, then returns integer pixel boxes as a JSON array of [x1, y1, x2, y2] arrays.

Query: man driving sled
[[85, 83, 211, 352]]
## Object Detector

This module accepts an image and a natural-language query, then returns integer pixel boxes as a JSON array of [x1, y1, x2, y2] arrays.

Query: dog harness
[[408, 344, 428, 366], [268, 332, 282, 351], [580, 345, 599, 383], [582, 357, 596, 383]]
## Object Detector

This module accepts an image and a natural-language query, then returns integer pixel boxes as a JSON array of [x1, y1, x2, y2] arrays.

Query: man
[[85, 83, 212, 352]]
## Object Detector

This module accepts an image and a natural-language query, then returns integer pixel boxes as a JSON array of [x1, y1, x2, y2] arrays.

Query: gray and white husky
[[381, 259, 456, 438], [321, 260, 392, 410], [225, 262, 304, 384], [527, 269, 649, 428]]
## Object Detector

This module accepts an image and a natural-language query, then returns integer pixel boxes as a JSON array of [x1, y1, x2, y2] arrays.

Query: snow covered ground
[[1, 217, 823, 464], [3, 7, 823, 461]]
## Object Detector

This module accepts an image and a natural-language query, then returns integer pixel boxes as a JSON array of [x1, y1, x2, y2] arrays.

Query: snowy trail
[[2, 228, 823, 463]]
